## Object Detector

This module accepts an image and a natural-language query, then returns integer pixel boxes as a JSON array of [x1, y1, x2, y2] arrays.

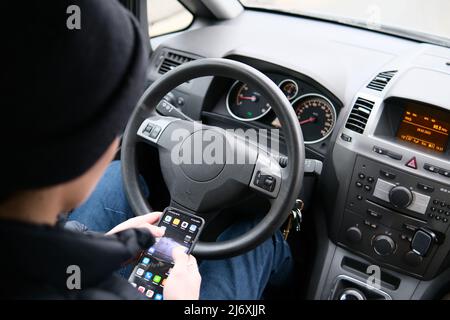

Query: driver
[[0, 0, 293, 299]]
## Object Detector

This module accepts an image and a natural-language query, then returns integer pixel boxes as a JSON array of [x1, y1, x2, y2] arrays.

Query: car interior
[[119, 0, 450, 300]]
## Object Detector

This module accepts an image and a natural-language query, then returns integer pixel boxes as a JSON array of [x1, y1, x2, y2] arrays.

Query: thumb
[[172, 246, 189, 265]]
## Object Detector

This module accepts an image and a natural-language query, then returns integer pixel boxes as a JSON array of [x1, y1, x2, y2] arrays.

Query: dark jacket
[[0, 219, 154, 299]]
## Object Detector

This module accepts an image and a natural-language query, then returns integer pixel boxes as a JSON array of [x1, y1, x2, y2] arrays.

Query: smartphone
[[128, 207, 205, 300]]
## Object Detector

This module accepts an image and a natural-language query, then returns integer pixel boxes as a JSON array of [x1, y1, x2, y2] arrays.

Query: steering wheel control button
[[137, 117, 176, 144], [149, 126, 161, 139], [389, 186, 413, 209], [372, 235, 396, 256], [254, 171, 276, 192]]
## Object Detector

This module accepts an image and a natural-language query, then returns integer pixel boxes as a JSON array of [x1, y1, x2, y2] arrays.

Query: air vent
[[158, 52, 195, 75], [345, 97, 375, 134], [366, 70, 397, 91]]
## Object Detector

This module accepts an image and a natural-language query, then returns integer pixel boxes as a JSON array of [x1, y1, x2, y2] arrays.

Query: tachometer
[[293, 94, 336, 144], [226, 81, 272, 121]]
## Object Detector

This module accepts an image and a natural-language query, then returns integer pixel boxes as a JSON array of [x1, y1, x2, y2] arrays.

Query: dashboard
[[199, 56, 342, 157], [147, 8, 450, 299]]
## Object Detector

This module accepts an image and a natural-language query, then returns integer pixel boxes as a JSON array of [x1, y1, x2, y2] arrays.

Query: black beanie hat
[[1, 1, 148, 199]]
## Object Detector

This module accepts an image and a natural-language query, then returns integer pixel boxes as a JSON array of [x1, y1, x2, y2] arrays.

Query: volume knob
[[389, 186, 413, 209]]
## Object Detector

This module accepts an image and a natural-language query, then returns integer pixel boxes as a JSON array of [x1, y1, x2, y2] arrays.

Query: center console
[[315, 61, 450, 299]]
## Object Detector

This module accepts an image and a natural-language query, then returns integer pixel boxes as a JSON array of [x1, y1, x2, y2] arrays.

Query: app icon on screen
[[173, 218, 180, 226], [136, 268, 145, 276], [144, 272, 153, 280], [146, 290, 154, 298], [164, 215, 172, 223], [181, 221, 189, 229], [137, 286, 145, 293], [142, 257, 150, 265], [184, 235, 192, 242], [154, 294, 163, 300], [153, 275, 162, 284], [189, 224, 197, 232]]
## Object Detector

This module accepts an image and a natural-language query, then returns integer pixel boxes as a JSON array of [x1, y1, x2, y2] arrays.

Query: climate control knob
[[346, 227, 362, 243], [389, 186, 413, 209], [372, 235, 396, 256]]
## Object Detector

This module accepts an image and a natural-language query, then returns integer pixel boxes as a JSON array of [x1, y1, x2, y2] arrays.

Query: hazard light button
[[406, 157, 418, 169]]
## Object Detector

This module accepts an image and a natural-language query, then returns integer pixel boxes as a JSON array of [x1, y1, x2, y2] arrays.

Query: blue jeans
[[68, 161, 293, 300]]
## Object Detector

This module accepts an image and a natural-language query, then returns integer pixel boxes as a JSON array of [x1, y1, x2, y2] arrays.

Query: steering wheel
[[121, 58, 304, 259]]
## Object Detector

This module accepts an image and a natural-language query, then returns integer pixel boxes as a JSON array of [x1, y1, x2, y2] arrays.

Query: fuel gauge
[[279, 79, 299, 100]]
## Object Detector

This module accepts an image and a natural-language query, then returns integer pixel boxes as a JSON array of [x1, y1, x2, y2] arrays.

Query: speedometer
[[226, 81, 272, 121], [293, 94, 336, 144]]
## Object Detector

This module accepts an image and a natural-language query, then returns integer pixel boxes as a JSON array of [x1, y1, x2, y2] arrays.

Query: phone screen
[[128, 207, 204, 300]]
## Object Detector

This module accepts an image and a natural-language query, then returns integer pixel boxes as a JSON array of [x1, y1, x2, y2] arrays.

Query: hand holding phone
[[128, 207, 204, 300], [163, 247, 202, 300]]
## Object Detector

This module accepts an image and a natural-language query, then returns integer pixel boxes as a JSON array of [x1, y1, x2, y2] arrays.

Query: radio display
[[397, 103, 449, 153]]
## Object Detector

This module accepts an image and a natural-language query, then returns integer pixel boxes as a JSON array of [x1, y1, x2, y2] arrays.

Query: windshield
[[240, 0, 450, 47]]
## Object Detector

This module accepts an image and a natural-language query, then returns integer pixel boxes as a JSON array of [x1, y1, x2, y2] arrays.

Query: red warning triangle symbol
[[406, 157, 418, 169]]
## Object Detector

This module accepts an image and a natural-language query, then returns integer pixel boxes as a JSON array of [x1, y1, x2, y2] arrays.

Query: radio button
[[373, 146, 387, 155], [424, 163, 439, 173], [367, 209, 381, 219], [438, 169, 450, 178], [417, 183, 434, 193], [380, 170, 396, 180], [405, 157, 418, 169], [387, 151, 403, 161]]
